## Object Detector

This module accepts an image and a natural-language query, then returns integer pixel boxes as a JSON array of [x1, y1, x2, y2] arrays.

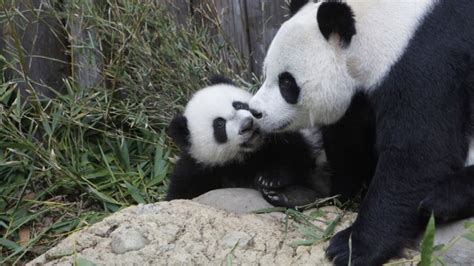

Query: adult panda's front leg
[[419, 165, 474, 223], [326, 85, 469, 265], [327, 150, 437, 265]]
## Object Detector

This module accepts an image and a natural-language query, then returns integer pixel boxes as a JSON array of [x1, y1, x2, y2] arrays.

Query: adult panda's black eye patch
[[232, 101, 249, 110], [278, 72, 300, 104], [213, 117, 227, 143]]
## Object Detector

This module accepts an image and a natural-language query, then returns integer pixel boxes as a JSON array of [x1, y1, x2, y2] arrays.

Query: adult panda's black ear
[[288, 0, 309, 16], [167, 115, 190, 149], [317, 1, 356, 47], [209, 75, 235, 86]]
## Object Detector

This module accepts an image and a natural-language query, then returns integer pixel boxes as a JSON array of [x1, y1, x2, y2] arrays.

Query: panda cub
[[166, 77, 329, 207]]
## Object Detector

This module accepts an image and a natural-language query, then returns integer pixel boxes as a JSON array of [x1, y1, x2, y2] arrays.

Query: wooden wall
[[2, 0, 69, 97], [159, 0, 289, 78], [0, 0, 289, 92]]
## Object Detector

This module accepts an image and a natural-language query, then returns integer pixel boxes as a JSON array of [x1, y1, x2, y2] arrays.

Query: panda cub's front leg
[[255, 129, 330, 208]]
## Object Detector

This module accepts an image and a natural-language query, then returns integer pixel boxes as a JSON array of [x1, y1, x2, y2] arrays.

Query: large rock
[[28, 200, 355, 265], [28, 189, 473, 265]]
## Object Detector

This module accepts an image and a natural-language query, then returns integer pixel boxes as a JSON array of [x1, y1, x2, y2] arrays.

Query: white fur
[[250, 1, 435, 130], [184, 84, 258, 166], [347, 0, 435, 89]]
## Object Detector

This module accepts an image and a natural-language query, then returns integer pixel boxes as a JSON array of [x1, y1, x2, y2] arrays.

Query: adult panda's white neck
[[345, 0, 437, 90]]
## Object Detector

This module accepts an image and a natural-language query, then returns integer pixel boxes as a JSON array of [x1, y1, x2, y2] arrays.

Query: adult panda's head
[[249, 0, 357, 132], [168, 77, 263, 166]]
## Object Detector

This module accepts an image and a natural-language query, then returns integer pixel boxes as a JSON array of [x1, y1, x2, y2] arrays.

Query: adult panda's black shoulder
[[165, 79, 327, 207]]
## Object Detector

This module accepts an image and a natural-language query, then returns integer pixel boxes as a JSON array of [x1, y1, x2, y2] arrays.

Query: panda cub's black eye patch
[[278, 72, 300, 104], [213, 117, 227, 143], [232, 101, 249, 110]]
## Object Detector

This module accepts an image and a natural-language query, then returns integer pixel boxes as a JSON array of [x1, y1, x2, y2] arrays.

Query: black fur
[[167, 115, 190, 149], [418, 61, 474, 224], [212, 117, 228, 143], [419, 165, 474, 223], [317, 0, 356, 47], [165, 131, 317, 204], [279, 72, 300, 104], [250, 108, 263, 119], [209, 75, 235, 85], [322, 91, 376, 201], [232, 101, 249, 110], [288, 0, 310, 16], [326, 1, 474, 265]]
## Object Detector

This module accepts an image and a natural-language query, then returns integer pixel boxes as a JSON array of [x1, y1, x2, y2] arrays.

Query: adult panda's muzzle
[[239, 117, 254, 135], [250, 108, 263, 119]]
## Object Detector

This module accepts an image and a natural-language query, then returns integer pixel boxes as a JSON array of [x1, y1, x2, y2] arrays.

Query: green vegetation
[[254, 196, 348, 247], [0, 0, 246, 263], [385, 217, 474, 266], [0, 1, 472, 265]]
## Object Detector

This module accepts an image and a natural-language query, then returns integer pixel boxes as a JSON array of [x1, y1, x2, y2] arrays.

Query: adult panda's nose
[[250, 108, 263, 119], [239, 117, 254, 135]]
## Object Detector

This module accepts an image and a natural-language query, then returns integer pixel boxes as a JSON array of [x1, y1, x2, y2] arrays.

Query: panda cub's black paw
[[257, 175, 286, 189], [262, 188, 292, 207], [261, 185, 321, 209]]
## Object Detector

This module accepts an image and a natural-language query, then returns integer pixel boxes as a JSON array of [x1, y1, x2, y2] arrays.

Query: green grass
[[0, 0, 247, 263]]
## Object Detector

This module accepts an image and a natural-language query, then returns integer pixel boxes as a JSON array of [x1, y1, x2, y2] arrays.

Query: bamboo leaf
[[88, 187, 122, 205], [124, 181, 145, 204], [0, 238, 22, 252], [418, 214, 436, 266]]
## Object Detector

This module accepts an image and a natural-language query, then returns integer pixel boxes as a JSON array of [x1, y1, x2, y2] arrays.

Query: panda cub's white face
[[249, 2, 356, 132], [184, 84, 263, 166]]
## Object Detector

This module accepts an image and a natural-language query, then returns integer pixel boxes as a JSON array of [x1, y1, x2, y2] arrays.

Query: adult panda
[[165, 77, 331, 207], [249, 0, 474, 265]]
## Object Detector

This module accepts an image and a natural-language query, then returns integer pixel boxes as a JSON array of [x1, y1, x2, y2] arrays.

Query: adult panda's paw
[[326, 226, 394, 266], [325, 227, 352, 264]]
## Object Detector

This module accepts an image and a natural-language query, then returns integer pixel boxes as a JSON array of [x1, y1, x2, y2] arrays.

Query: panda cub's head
[[168, 78, 263, 166], [249, 0, 357, 131]]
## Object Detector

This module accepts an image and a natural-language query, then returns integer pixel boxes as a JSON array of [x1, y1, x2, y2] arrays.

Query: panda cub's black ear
[[209, 75, 235, 86], [317, 0, 356, 47], [288, 0, 309, 16], [167, 115, 190, 149]]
